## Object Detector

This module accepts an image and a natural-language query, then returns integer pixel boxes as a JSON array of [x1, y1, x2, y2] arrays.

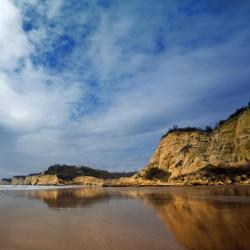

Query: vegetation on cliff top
[[161, 102, 250, 139], [45, 164, 136, 180]]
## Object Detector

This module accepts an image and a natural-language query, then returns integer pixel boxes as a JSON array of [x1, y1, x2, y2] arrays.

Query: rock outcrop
[[3, 175, 60, 186], [24, 175, 60, 185], [0, 178, 11, 185], [137, 105, 250, 184], [0, 165, 135, 186], [11, 176, 26, 185], [72, 176, 105, 186]]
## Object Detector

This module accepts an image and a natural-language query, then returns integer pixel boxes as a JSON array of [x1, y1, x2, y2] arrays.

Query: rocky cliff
[[0, 178, 11, 185], [136, 105, 250, 184], [1, 105, 250, 186], [7, 175, 59, 185], [1, 165, 135, 186]]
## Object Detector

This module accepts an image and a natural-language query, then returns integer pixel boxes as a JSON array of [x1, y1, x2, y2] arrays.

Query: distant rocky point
[[0, 165, 136, 186], [1, 103, 250, 186]]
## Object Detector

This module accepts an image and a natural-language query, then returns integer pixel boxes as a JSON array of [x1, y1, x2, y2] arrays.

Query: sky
[[0, 0, 250, 177]]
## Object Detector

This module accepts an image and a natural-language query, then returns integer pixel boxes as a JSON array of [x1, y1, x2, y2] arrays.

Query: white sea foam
[[0, 185, 82, 191]]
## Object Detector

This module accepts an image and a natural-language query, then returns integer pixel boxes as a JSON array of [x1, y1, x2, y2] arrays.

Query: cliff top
[[44, 164, 136, 179], [161, 102, 250, 139]]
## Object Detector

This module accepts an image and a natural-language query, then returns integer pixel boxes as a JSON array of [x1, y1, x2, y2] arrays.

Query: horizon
[[1, 0, 250, 178]]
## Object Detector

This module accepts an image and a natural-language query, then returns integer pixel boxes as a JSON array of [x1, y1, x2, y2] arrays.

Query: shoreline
[[1, 182, 250, 190]]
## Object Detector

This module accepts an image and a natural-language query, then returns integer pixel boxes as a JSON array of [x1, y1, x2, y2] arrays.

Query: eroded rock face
[[24, 175, 60, 185], [73, 176, 105, 186], [0, 178, 11, 185], [139, 107, 250, 181], [11, 176, 26, 185], [4, 175, 60, 185]]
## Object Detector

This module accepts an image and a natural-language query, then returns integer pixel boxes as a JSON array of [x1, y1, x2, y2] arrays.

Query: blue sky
[[0, 0, 250, 177]]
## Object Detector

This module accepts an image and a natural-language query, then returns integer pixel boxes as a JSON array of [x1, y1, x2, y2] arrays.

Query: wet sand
[[0, 186, 250, 250]]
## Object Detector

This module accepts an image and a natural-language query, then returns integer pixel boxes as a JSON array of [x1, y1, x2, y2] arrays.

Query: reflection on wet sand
[[26, 186, 250, 250], [1, 187, 182, 250], [143, 191, 250, 250], [26, 188, 112, 208]]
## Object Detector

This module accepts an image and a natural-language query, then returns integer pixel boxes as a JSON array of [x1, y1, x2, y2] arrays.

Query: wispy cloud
[[0, 0, 250, 177]]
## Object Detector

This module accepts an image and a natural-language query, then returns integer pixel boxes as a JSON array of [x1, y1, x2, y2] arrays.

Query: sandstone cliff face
[[139, 107, 250, 181], [24, 175, 60, 185], [73, 176, 105, 186], [9, 175, 60, 185], [11, 176, 26, 185], [9, 174, 109, 186], [0, 164, 136, 186], [0, 179, 11, 185]]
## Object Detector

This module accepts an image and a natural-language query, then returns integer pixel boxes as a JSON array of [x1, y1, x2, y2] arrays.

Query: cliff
[[1, 165, 135, 186], [1, 104, 250, 186], [0, 178, 11, 185], [136, 105, 250, 184]]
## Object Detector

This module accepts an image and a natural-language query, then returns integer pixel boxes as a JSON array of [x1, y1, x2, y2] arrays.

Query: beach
[[1, 185, 250, 250]]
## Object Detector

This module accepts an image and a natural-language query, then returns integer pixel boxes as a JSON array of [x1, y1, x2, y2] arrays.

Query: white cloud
[[0, 0, 250, 177], [0, 0, 31, 70], [47, 0, 63, 19], [80, 31, 250, 136], [0, 1, 80, 132], [0, 70, 80, 131]]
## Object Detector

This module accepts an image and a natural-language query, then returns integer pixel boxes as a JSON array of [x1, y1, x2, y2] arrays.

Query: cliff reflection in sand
[[26, 188, 113, 208], [26, 186, 250, 250]]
